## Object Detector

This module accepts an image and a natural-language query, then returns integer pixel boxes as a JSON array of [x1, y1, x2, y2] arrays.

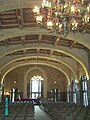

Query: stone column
[[23, 70, 27, 98], [23, 78, 27, 98], [12, 88, 15, 102], [0, 86, 2, 102]]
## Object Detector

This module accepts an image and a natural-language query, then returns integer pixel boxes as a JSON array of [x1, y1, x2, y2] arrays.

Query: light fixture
[[51, 90, 53, 93], [31, 75, 44, 81], [4, 91, 10, 96], [33, 0, 90, 37], [58, 90, 60, 92], [32, 56, 44, 81], [54, 81, 57, 84], [13, 80, 16, 84], [75, 79, 78, 83]]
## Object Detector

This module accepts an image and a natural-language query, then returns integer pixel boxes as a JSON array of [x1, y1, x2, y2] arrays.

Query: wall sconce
[[13, 80, 17, 84], [54, 81, 57, 84], [51, 90, 53, 93], [4, 92, 10, 96]]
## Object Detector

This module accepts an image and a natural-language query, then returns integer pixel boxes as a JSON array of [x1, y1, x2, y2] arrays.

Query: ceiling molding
[[0, 28, 90, 49]]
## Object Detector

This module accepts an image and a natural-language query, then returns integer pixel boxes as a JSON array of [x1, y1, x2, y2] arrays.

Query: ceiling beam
[[21, 35, 25, 46], [54, 37, 60, 46], [16, 9, 24, 29], [38, 35, 42, 44], [23, 49, 26, 55], [69, 41, 76, 48], [37, 48, 39, 55], [50, 50, 53, 56], [4, 39, 9, 47]]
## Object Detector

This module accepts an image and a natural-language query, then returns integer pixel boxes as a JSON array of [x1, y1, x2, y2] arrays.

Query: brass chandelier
[[33, 0, 90, 37]]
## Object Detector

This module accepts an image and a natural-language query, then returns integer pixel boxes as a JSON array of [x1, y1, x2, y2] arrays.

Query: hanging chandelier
[[33, 0, 90, 37], [32, 57, 44, 81]]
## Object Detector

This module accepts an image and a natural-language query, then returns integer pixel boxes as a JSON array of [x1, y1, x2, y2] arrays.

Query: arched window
[[30, 75, 43, 99]]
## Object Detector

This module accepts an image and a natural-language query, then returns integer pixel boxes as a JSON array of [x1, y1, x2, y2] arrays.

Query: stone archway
[[23, 66, 47, 98]]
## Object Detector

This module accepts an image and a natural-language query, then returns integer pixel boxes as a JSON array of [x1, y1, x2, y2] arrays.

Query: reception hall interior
[[0, 0, 90, 120]]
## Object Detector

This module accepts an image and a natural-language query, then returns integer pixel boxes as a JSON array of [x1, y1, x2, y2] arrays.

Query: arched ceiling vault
[[0, 36, 88, 61], [0, 55, 77, 77], [0, 43, 89, 79], [1, 61, 70, 85], [0, 3, 90, 49], [0, 28, 90, 49], [0, 0, 90, 85], [0, 55, 77, 81]]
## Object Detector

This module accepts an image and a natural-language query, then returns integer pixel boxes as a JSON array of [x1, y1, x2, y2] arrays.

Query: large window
[[82, 79, 88, 106], [30, 75, 43, 99], [72, 79, 78, 103]]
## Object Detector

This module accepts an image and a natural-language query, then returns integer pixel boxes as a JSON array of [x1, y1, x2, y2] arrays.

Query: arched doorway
[[29, 75, 44, 99], [23, 67, 47, 98]]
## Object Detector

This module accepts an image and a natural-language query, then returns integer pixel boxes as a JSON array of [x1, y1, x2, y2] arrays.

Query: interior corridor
[[34, 105, 51, 120]]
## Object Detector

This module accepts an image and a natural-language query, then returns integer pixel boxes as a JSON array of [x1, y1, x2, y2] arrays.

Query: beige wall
[[4, 67, 24, 92], [4, 65, 67, 93], [45, 66, 67, 92], [87, 49, 90, 79]]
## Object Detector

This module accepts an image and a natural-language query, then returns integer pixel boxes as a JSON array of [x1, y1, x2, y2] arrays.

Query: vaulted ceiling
[[0, 0, 90, 85]]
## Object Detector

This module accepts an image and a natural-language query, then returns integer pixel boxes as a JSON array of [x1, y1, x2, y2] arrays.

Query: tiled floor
[[34, 105, 51, 120]]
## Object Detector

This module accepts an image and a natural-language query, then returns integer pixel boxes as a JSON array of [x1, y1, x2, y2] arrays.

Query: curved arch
[[0, 2, 90, 80], [0, 55, 77, 78], [25, 67, 47, 81], [0, 28, 90, 48], [0, 3, 90, 48], [1, 61, 70, 85], [23, 66, 47, 98], [0, 45, 89, 79]]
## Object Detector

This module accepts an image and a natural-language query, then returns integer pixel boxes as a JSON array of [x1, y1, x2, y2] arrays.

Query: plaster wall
[[4, 65, 67, 93]]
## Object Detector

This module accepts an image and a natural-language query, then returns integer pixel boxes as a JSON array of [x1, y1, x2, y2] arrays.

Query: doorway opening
[[30, 75, 43, 99]]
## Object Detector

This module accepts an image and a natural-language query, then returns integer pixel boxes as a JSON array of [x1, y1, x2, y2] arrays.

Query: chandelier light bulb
[[47, 20, 53, 29], [33, 0, 90, 37], [71, 5, 75, 13], [36, 16, 42, 23], [31, 75, 44, 81], [33, 6, 40, 14], [87, 16, 89, 22], [82, 0, 84, 4], [87, 5, 90, 12], [59, 24, 62, 29], [75, 22, 78, 28]]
